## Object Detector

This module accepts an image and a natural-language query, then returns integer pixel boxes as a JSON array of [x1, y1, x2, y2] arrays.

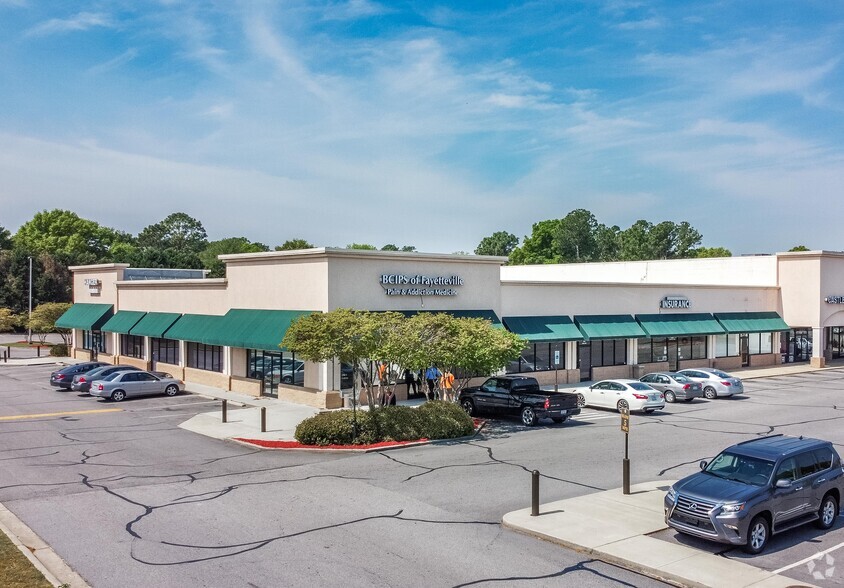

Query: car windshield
[[704, 452, 774, 486], [710, 370, 731, 378], [628, 382, 653, 391]]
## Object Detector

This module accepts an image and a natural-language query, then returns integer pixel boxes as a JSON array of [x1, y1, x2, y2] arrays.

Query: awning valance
[[101, 310, 146, 334], [574, 314, 647, 340], [502, 316, 583, 341], [162, 313, 226, 345], [54, 303, 113, 331], [635, 313, 726, 337], [204, 309, 315, 351], [714, 312, 790, 333], [130, 312, 182, 338]]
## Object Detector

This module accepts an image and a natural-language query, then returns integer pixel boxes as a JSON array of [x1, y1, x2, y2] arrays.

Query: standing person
[[404, 369, 418, 397], [440, 369, 455, 402], [381, 388, 396, 406], [425, 365, 441, 400]]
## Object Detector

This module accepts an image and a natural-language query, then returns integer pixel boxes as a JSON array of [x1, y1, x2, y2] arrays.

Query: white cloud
[[26, 11, 112, 37], [87, 48, 139, 75], [322, 0, 391, 21]]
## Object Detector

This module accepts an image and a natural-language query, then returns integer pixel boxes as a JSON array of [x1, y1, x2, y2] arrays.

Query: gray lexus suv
[[665, 435, 843, 553]]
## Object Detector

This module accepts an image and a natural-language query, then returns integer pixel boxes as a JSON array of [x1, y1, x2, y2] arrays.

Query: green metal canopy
[[54, 303, 113, 330], [100, 310, 146, 334], [502, 316, 583, 341], [714, 312, 790, 333], [397, 309, 503, 328], [574, 314, 647, 340], [205, 309, 315, 351], [162, 313, 227, 345], [130, 312, 182, 338], [636, 313, 726, 337]]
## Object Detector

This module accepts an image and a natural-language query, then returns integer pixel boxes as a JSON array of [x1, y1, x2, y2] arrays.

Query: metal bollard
[[531, 470, 540, 516], [221, 399, 228, 423], [260, 406, 267, 432], [37, 345, 41, 358]]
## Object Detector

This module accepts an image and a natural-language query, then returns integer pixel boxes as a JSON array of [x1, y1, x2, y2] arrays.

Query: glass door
[[739, 334, 750, 367], [578, 343, 592, 382], [666, 338, 678, 371]]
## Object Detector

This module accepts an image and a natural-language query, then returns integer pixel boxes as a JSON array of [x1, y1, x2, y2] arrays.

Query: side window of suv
[[775, 457, 797, 482], [796, 452, 819, 479], [814, 448, 833, 471]]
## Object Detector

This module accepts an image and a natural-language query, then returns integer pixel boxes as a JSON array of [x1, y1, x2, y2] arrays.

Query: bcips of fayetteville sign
[[380, 274, 464, 296], [660, 295, 691, 309]]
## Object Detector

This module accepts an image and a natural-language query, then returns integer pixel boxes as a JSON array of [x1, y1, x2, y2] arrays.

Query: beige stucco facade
[[64, 249, 844, 406]]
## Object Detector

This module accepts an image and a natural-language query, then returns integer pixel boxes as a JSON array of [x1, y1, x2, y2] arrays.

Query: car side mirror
[[699, 460, 708, 470], [775, 478, 792, 489]]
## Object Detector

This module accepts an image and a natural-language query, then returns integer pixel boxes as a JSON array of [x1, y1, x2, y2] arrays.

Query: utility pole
[[27, 256, 33, 344]]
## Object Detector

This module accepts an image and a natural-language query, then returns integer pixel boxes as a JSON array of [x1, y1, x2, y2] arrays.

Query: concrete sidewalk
[[503, 481, 813, 588]]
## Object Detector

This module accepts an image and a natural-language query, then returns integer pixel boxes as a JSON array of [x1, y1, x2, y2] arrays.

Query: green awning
[[714, 312, 790, 333], [162, 313, 227, 344], [397, 309, 503, 328], [130, 312, 182, 338], [502, 316, 583, 341], [574, 314, 647, 340], [54, 303, 113, 330], [101, 310, 146, 334], [636, 313, 726, 337], [204, 309, 315, 351]]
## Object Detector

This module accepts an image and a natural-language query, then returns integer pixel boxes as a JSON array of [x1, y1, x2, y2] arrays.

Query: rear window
[[814, 448, 833, 470], [102, 372, 123, 381], [673, 375, 690, 383], [628, 382, 653, 391], [711, 370, 730, 378]]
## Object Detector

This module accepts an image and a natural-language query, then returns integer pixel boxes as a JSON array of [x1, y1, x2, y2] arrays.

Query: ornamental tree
[[28, 302, 71, 345], [0, 308, 19, 332]]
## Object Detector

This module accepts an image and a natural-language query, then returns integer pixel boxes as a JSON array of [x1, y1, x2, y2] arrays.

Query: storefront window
[[715, 334, 739, 357], [151, 338, 179, 365], [187, 342, 222, 372], [781, 329, 812, 363], [506, 342, 566, 373], [247, 349, 304, 396], [691, 336, 707, 359], [590, 339, 626, 367], [828, 327, 844, 360], [82, 330, 105, 353], [120, 334, 145, 358]]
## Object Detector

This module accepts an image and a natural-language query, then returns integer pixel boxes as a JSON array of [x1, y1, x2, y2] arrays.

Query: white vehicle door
[[586, 381, 609, 407]]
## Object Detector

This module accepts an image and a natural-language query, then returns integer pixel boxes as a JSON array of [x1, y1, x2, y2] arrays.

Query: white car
[[677, 368, 744, 399], [578, 379, 665, 413]]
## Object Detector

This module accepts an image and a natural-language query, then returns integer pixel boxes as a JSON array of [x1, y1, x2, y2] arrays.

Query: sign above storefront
[[380, 273, 463, 297], [84, 278, 102, 294], [825, 296, 844, 304], [659, 295, 691, 310]]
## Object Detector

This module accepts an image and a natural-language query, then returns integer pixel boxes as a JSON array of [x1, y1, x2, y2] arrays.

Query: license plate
[[674, 513, 702, 527], [650, 394, 659, 401]]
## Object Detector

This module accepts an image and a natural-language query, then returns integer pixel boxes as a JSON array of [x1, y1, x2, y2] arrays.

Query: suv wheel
[[521, 406, 537, 427], [461, 398, 475, 416], [817, 494, 839, 530], [704, 386, 717, 400], [744, 516, 769, 554]]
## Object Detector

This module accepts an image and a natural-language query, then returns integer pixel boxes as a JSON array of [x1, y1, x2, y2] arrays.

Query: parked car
[[639, 372, 703, 403], [677, 368, 744, 400], [578, 379, 665, 413], [280, 359, 305, 385], [71, 364, 143, 393], [49, 362, 108, 390], [89, 370, 185, 402], [458, 375, 581, 426], [665, 434, 843, 554]]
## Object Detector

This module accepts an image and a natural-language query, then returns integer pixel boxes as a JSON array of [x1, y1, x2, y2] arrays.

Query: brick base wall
[[231, 376, 261, 397], [184, 367, 230, 389], [117, 356, 150, 370], [713, 356, 742, 370], [155, 362, 183, 380], [592, 365, 633, 380], [678, 359, 710, 370], [750, 353, 778, 367]]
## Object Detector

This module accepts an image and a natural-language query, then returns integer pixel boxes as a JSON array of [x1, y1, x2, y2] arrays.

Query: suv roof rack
[[736, 434, 783, 446]]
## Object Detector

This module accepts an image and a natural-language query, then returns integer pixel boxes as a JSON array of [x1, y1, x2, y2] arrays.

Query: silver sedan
[[639, 372, 703, 403], [89, 370, 184, 402]]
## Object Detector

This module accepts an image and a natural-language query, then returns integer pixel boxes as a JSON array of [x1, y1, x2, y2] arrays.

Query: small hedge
[[49, 344, 69, 357], [295, 401, 474, 446]]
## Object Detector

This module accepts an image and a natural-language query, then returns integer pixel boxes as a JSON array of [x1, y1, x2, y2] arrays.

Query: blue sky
[[1, 1, 843, 254]]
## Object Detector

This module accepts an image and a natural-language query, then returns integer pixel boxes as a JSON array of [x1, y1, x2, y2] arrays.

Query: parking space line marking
[[0, 408, 123, 421], [772, 539, 844, 574]]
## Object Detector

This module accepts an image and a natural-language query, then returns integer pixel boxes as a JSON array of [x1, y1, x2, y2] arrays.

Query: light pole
[[27, 256, 32, 344]]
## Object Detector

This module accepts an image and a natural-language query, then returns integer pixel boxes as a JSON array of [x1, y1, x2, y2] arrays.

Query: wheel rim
[[750, 522, 766, 550], [462, 400, 473, 415], [823, 499, 837, 525], [113, 391, 125, 402], [522, 408, 534, 425], [577, 393, 585, 407], [166, 386, 177, 396], [705, 387, 716, 399], [666, 392, 675, 403], [618, 400, 629, 412]]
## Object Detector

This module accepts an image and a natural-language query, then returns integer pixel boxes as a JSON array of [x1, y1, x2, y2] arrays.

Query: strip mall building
[[57, 249, 844, 408]]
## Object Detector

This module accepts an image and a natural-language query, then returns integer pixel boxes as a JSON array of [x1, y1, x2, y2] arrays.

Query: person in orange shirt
[[440, 370, 455, 402]]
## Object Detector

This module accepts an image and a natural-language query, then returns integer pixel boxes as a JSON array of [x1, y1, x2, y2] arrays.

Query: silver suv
[[665, 435, 843, 553]]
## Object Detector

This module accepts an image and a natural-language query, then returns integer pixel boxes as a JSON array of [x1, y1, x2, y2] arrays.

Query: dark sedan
[[70, 364, 143, 393], [50, 362, 108, 390]]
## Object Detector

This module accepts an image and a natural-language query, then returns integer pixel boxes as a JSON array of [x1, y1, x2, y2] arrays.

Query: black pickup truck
[[458, 376, 582, 426]]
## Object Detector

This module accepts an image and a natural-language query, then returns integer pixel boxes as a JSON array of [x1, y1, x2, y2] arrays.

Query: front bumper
[[664, 495, 749, 545]]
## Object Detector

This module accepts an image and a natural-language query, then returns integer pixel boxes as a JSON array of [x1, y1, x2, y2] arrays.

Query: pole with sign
[[621, 407, 630, 495], [553, 349, 561, 392]]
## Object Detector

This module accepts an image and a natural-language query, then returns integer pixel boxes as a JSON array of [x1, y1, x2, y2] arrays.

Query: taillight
[[79, 377, 86, 383], [721, 381, 731, 386], [56, 374, 65, 380], [633, 393, 648, 399], [97, 384, 104, 390], [683, 384, 690, 390], [544, 398, 550, 409]]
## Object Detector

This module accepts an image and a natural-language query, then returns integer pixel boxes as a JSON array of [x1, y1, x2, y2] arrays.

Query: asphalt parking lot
[[3, 363, 844, 587]]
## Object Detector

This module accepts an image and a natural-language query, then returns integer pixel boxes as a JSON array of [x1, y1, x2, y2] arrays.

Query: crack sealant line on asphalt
[[0, 501, 91, 588]]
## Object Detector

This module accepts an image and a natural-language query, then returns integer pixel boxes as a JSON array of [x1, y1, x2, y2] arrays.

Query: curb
[[0, 502, 91, 588]]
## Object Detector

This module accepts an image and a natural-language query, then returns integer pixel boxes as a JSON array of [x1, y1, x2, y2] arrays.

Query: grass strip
[[0, 527, 53, 588]]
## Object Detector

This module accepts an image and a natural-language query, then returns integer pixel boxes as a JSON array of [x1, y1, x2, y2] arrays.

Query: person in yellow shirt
[[440, 370, 455, 402]]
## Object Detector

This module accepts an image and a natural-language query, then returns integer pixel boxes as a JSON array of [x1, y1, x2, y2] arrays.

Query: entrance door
[[666, 338, 679, 371], [739, 334, 750, 367], [578, 343, 592, 382]]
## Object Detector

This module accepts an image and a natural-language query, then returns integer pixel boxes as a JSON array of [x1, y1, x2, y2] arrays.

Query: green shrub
[[49, 344, 69, 357], [295, 401, 474, 446]]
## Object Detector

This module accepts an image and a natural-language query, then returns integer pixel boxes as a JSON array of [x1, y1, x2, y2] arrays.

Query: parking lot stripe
[[772, 538, 844, 574], [0, 408, 123, 421]]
